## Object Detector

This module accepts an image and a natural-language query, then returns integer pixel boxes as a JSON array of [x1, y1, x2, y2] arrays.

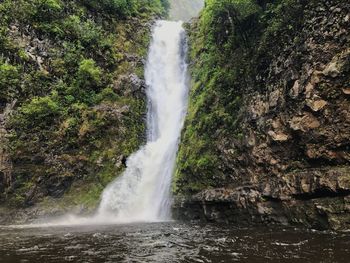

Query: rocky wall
[[175, 0, 350, 230]]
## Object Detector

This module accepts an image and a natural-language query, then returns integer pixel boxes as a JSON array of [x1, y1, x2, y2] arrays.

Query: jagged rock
[[267, 130, 289, 142], [175, 0, 350, 230], [289, 112, 320, 132], [250, 96, 269, 119], [306, 97, 328, 111], [338, 175, 350, 191], [322, 49, 350, 78], [93, 104, 130, 120], [113, 73, 146, 98], [289, 80, 301, 98], [269, 89, 281, 107], [174, 168, 350, 230], [322, 61, 340, 77]]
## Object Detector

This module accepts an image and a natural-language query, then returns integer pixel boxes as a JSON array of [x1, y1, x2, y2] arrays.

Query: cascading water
[[96, 20, 189, 222]]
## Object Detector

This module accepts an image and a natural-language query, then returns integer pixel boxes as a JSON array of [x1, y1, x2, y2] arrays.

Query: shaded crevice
[[261, 195, 283, 202], [307, 157, 346, 167], [292, 189, 350, 200]]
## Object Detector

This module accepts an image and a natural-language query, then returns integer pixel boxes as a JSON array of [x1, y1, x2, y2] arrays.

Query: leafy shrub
[[77, 59, 102, 88], [201, 0, 261, 49], [82, 0, 168, 17], [82, 0, 137, 16], [63, 16, 104, 46], [16, 96, 61, 128], [31, 0, 63, 21], [95, 87, 118, 103], [21, 96, 60, 118], [0, 61, 20, 105]]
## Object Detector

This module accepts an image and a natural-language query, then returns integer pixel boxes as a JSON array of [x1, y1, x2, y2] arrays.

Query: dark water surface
[[0, 222, 349, 262]]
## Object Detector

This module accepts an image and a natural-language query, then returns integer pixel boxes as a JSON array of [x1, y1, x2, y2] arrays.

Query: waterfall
[[96, 20, 189, 222]]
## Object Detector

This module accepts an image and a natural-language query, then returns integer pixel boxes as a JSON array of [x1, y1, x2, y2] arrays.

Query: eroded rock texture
[[175, 0, 350, 230]]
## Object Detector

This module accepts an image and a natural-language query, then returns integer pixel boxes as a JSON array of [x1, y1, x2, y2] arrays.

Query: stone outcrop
[[175, 0, 350, 230], [174, 167, 350, 230]]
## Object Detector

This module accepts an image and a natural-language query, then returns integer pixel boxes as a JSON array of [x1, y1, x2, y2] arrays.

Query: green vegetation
[[0, 62, 20, 105], [174, 0, 306, 195], [0, 0, 168, 207]]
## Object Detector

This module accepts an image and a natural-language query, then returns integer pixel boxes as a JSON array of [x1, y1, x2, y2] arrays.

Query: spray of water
[[95, 20, 189, 222]]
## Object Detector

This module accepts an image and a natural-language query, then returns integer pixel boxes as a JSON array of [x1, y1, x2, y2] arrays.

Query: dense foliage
[[0, 0, 168, 207]]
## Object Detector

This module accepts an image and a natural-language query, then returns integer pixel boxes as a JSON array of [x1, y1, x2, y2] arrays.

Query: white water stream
[[96, 20, 189, 222]]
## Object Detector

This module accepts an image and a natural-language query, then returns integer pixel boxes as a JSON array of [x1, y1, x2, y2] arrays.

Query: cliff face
[[175, 0, 350, 230], [0, 0, 168, 222]]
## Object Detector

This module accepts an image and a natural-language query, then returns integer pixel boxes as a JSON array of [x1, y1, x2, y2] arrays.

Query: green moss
[[77, 59, 103, 87], [1, 0, 168, 208], [174, 0, 306, 195], [0, 61, 20, 104]]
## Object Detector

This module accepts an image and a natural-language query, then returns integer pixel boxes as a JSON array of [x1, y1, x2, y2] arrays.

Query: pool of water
[[0, 222, 349, 262]]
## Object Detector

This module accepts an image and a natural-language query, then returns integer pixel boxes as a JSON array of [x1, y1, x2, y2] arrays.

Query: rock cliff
[[174, 0, 350, 230]]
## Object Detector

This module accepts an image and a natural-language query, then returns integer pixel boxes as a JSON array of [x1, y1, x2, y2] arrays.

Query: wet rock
[[174, 168, 350, 230]]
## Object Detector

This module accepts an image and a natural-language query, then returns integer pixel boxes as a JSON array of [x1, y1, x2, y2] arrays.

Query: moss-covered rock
[[0, 0, 169, 215]]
